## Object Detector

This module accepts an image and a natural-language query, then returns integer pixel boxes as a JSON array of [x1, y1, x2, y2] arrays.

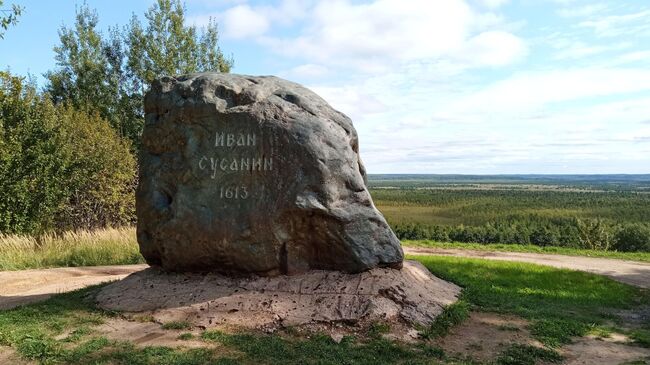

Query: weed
[[421, 300, 470, 339], [367, 322, 391, 338], [161, 321, 192, 330], [497, 324, 520, 332], [495, 344, 562, 365], [630, 329, 650, 348], [177, 332, 194, 340]]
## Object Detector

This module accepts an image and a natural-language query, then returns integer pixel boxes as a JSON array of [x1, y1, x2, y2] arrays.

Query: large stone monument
[[137, 72, 403, 275], [97, 73, 460, 333]]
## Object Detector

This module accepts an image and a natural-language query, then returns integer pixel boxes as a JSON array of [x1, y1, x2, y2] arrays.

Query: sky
[[1, 0, 649, 174]]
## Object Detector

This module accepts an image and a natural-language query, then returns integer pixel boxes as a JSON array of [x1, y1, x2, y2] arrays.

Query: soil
[[95, 260, 461, 331], [0, 264, 148, 310], [436, 312, 543, 362], [405, 246, 650, 288]]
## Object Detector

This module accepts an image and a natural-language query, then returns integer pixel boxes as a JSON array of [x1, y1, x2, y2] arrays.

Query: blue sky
[[1, 0, 649, 174]]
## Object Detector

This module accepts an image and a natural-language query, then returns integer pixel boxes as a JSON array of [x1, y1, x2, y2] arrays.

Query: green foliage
[[45, 5, 142, 144], [0, 0, 22, 39], [177, 333, 194, 340], [45, 0, 233, 147], [576, 218, 612, 251], [373, 186, 650, 252], [529, 319, 587, 347], [613, 224, 650, 252], [367, 322, 391, 338], [0, 228, 143, 270], [161, 321, 192, 330], [126, 0, 233, 86], [495, 344, 562, 365], [0, 72, 135, 234], [630, 329, 650, 348]]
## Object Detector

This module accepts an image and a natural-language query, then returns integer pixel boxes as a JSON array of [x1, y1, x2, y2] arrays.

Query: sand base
[[96, 260, 460, 331]]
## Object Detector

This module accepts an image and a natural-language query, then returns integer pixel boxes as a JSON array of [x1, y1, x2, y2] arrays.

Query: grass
[[413, 255, 650, 347], [1, 255, 649, 364], [162, 321, 192, 330], [495, 344, 562, 365], [404, 240, 650, 262], [177, 333, 194, 340], [0, 227, 144, 270], [421, 301, 470, 339]]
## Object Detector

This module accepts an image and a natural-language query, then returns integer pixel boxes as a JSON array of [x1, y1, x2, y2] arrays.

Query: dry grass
[[0, 227, 143, 270]]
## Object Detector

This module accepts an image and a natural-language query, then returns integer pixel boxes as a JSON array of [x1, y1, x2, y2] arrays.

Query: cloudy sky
[[1, 0, 649, 174]]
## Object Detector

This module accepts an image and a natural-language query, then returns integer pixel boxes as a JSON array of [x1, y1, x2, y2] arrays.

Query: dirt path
[[0, 264, 148, 310], [404, 247, 650, 289]]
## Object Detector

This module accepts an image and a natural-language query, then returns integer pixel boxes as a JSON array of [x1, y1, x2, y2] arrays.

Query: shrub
[[0, 71, 135, 234], [613, 224, 650, 252]]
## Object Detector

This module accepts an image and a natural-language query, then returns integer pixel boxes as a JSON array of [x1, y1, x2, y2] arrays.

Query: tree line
[[392, 220, 650, 252], [0, 0, 232, 235]]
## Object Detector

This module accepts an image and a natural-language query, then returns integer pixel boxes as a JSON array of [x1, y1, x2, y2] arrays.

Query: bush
[[613, 224, 650, 252], [0, 72, 135, 234]]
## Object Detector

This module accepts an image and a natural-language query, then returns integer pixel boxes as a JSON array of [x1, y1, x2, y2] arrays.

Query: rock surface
[[96, 261, 461, 329], [138, 72, 403, 274]]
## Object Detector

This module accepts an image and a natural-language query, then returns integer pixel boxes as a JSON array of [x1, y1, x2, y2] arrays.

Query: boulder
[[138, 72, 403, 275]]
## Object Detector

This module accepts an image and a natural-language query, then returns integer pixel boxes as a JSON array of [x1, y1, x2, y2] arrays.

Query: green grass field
[[1, 255, 648, 364]]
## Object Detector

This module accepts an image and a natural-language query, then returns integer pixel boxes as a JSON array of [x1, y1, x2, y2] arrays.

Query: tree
[[45, 0, 233, 147], [0, 1, 22, 39], [127, 0, 232, 87]]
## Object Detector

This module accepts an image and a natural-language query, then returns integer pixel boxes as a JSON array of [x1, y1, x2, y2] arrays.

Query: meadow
[[369, 174, 650, 252]]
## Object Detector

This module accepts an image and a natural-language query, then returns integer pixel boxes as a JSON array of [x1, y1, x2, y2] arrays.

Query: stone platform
[[96, 261, 460, 331]]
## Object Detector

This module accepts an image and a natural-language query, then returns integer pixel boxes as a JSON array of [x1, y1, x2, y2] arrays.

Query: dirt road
[[404, 247, 650, 289], [0, 264, 148, 310], [1, 248, 648, 311]]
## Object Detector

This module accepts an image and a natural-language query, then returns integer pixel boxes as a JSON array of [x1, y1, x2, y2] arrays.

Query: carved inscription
[[198, 131, 273, 199], [214, 132, 256, 147]]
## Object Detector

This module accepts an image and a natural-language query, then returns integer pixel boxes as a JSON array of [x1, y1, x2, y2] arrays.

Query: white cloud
[[452, 68, 650, 113], [221, 5, 270, 39], [310, 85, 388, 120], [281, 64, 330, 80], [189, 0, 310, 39], [458, 31, 528, 66], [477, 0, 510, 9], [578, 10, 650, 37], [557, 3, 609, 18], [260, 0, 526, 71]]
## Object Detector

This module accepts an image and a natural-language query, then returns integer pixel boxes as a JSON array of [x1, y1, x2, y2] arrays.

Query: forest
[[370, 175, 650, 252]]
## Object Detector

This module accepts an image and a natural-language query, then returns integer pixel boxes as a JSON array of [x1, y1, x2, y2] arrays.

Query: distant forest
[[369, 175, 650, 252]]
